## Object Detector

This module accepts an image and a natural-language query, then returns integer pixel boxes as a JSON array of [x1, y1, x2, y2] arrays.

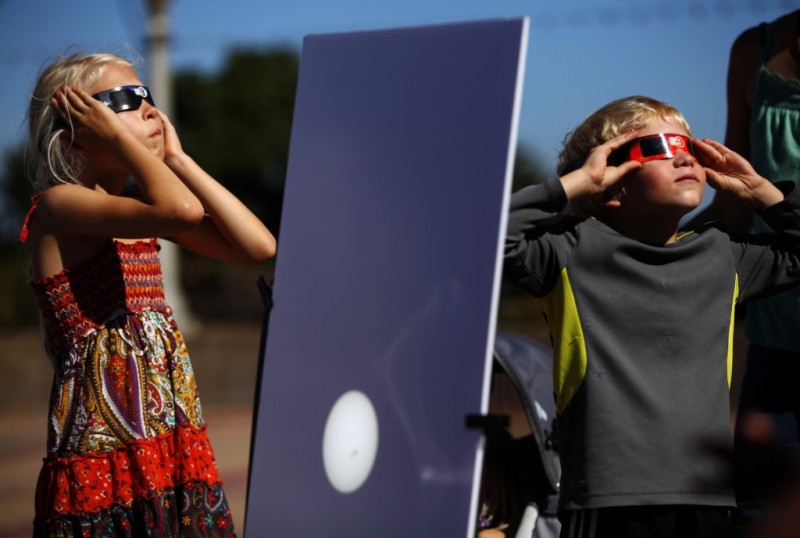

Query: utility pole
[[145, 0, 198, 333]]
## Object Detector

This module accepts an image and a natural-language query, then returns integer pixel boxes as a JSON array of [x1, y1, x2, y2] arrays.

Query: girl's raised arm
[[158, 111, 276, 265]]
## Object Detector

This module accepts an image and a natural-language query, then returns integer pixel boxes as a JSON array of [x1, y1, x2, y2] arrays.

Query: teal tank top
[[745, 20, 800, 351]]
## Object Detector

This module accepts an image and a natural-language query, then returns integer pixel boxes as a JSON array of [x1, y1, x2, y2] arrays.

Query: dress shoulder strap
[[19, 193, 44, 243]]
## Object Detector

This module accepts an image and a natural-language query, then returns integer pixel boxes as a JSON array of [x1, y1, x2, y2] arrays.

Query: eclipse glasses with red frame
[[609, 133, 697, 166]]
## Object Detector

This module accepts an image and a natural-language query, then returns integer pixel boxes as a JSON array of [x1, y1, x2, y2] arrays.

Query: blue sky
[[1, 0, 796, 176]]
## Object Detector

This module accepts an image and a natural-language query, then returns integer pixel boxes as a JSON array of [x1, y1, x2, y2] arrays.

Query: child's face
[[621, 120, 705, 213], [87, 63, 165, 160]]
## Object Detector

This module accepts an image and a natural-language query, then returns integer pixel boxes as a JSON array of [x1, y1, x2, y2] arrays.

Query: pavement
[[0, 316, 749, 537]]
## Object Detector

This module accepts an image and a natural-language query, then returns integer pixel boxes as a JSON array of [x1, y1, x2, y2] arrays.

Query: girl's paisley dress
[[22, 200, 236, 537]]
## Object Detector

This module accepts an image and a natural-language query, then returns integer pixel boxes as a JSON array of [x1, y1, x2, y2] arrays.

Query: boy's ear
[[593, 189, 622, 208]]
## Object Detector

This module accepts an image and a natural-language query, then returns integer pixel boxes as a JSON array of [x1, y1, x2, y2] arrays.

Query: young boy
[[503, 95, 800, 538]]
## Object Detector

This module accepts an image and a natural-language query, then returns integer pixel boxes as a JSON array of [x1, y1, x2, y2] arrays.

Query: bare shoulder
[[31, 184, 82, 225], [37, 183, 93, 206], [729, 24, 762, 65], [32, 183, 119, 236], [28, 185, 115, 279], [726, 22, 765, 109], [37, 183, 116, 214]]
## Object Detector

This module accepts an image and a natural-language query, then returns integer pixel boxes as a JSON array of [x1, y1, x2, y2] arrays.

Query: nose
[[141, 100, 158, 120], [672, 149, 696, 166]]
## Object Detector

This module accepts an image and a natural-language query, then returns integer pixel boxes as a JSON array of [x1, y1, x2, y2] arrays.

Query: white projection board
[[245, 17, 529, 537]]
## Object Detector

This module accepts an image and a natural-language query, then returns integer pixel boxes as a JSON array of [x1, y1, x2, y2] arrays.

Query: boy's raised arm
[[695, 137, 785, 210], [558, 131, 642, 202]]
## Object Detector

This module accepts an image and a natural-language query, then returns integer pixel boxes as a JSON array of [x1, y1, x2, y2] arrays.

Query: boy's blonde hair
[[557, 95, 692, 217], [27, 52, 141, 190]]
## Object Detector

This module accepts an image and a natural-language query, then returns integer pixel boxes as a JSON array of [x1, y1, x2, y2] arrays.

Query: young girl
[[20, 52, 276, 536]]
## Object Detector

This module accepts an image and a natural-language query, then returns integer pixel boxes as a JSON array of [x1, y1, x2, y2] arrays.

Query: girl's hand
[[694, 138, 783, 209], [158, 110, 186, 162], [51, 86, 127, 151], [561, 130, 642, 200]]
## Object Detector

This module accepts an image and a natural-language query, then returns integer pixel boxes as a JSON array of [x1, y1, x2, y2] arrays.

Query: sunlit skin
[[558, 122, 785, 246], [27, 61, 276, 283], [79, 64, 166, 193], [609, 120, 706, 244]]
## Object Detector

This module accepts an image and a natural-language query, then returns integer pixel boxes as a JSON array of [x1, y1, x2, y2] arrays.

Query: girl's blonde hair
[[556, 96, 692, 217], [27, 52, 140, 191]]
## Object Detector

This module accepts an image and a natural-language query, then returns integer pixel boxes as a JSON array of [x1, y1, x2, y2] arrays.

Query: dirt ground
[[0, 322, 263, 537]]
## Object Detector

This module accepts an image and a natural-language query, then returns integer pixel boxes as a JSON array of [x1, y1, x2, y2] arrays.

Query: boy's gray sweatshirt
[[504, 176, 800, 511]]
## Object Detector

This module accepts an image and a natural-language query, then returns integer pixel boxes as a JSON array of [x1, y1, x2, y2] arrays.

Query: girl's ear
[[56, 122, 85, 152]]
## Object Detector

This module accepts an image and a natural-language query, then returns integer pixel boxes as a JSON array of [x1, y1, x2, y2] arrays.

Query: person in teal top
[[743, 11, 800, 352], [695, 9, 800, 534]]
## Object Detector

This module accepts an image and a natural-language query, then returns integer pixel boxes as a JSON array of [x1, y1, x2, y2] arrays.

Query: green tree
[[173, 47, 299, 235], [513, 142, 548, 190], [171, 47, 299, 320], [0, 45, 551, 326], [0, 144, 33, 242], [0, 144, 38, 326]]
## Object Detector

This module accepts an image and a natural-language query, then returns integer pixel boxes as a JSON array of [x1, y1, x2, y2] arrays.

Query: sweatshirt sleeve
[[505, 176, 569, 241], [757, 181, 800, 239], [735, 182, 800, 303], [503, 176, 575, 296]]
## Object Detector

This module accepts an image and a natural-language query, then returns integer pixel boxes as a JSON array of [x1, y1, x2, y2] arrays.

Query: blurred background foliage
[[0, 46, 548, 329]]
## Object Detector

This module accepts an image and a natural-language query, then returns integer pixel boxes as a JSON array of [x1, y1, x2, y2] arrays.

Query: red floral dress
[[21, 199, 236, 537]]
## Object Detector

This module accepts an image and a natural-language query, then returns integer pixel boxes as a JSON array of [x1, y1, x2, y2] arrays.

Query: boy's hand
[[694, 138, 784, 209], [561, 131, 642, 200], [51, 86, 128, 151]]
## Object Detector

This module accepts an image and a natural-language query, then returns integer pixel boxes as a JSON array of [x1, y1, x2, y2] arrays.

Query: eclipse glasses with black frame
[[92, 85, 155, 113]]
